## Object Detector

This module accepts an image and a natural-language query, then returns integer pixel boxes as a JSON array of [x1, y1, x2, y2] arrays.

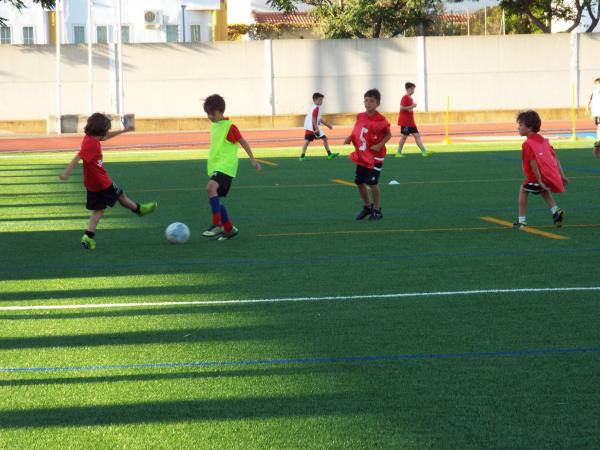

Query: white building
[[0, 0, 226, 45]]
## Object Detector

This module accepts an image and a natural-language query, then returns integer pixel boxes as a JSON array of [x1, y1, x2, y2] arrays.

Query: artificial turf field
[[1, 140, 600, 448]]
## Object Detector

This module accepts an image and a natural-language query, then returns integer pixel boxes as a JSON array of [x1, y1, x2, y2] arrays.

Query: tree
[[266, 0, 442, 38], [1, 0, 56, 27], [499, 0, 600, 33]]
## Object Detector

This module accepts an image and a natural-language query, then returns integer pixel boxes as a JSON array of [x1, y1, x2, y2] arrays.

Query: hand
[[59, 173, 68, 181], [562, 176, 569, 186], [343, 136, 352, 145], [251, 159, 261, 171], [540, 182, 550, 191], [327, 124, 333, 130], [412, 103, 417, 109], [370, 143, 382, 152]]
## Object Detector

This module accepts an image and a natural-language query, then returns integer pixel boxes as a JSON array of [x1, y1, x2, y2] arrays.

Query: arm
[[343, 135, 352, 145], [320, 119, 333, 130], [239, 137, 261, 170], [529, 160, 549, 191], [370, 131, 393, 152], [59, 155, 82, 180], [586, 94, 593, 115], [100, 125, 134, 141], [555, 157, 569, 186]]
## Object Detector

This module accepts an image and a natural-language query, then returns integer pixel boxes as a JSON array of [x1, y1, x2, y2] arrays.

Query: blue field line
[[2, 246, 600, 276], [1, 347, 599, 374], [495, 156, 600, 174]]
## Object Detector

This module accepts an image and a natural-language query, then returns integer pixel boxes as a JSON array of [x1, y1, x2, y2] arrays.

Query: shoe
[[81, 234, 96, 250], [202, 225, 223, 237], [512, 221, 527, 229], [355, 204, 373, 220], [421, 151, 433, 157], [138, 202, 157, 216], [299, 156, 307, 161], [327, 153, 339, 160], [552, 209, 564, 227], [368, 208, 383, 220], [218, 226, 239, 241], [395, 152, 405, 158]]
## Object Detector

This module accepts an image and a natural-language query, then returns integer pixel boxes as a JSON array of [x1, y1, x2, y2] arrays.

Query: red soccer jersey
[[522, 133, 564, 193], [226, 123, 242, 143], [398, 95, 416, 127], [78, 135, 112, 192], [348, 112, 391, 169]]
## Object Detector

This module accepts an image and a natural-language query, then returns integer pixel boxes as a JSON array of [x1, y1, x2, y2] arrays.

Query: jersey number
[[359, 128, 368, 151]]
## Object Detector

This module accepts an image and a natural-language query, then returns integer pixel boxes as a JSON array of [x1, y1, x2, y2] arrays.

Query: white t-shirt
[[591, 90, 600, 117], [303, 103, 322, 135]]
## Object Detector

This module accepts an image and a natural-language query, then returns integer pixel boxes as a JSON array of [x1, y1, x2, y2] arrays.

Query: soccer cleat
[[218, 226, 239, 241], [552, 209, 564, 227], [138, 202, 157, 216], [327, 153, 340, 160], [202, 225, 223, 238], [368, 208, 383, 220], [512, 221, 527, 229], [593, 141, 600, 158], [394, 152, 405, 158], [355, 204, 373, 220], [421, 151, 433, 158], [81, 234, 96, 250], [299, 156, 307, 161]]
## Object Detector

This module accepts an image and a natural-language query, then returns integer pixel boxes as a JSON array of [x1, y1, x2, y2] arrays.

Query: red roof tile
[[251, 11, 316, 27]]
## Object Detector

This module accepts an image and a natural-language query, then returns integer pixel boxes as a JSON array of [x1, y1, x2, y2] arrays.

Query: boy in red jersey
[[299, 92, 338, 161], [344, 88, 392, 220], [395, 82, 431, 158], [513, 110, 569, 229], [59, 113, 157, 249]]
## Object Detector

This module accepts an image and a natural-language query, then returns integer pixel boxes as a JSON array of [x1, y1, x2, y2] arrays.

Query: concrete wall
[[1, 33, 599, 127]]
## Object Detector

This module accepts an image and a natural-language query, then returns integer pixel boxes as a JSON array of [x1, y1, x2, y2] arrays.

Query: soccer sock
[[85, 231, 95, 239], [518, 216, 526, 223], [220, 204, 233, 232], [209, 196, 221, 226], [551, 205, 559, 214]]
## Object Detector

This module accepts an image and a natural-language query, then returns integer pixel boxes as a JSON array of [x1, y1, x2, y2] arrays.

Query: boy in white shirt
[[299, 92, 338, 161], [585, 78, 600, 157]]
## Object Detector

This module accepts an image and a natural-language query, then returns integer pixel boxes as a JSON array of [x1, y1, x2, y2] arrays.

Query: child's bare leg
[[414, 133, 427, 153], [596, 122, 600, 140], [87, 209, 105, 233], [118, 193, 138, 211], [300, 140, 310, 157], [540, 191, 556, 209], [322, 137, 332, 154], [518, 187, 528, 217], [397, 134, 408, 153], [370, 184, 380, 210], [357, 184, 370, 206]]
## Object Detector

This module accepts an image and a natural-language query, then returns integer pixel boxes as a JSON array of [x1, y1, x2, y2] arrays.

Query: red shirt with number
[[78, 135, 113, 192], [348, 112, 391, 169], [398, 94, 416, 127], [521, 133, 564, 193]]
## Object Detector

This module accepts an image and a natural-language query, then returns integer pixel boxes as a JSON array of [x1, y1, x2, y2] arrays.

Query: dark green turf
[[1, 145, 599, 448]]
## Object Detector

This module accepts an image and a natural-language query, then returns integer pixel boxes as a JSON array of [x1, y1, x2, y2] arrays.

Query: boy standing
[[59, 113, 157, 249], [300, 92, 338, 161], [202, 94, 261, 240], [345, 89, 392, 220], [395, 82, 431, 158], [513, 110, 569, 229], [585, 77, 600, 156]]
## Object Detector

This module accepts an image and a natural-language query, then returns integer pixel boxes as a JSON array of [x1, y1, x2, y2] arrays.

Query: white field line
[[0, 287, 598, 312]]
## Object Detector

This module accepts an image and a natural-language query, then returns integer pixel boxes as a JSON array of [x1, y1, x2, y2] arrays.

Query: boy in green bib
[[202, 94, 261, 240]]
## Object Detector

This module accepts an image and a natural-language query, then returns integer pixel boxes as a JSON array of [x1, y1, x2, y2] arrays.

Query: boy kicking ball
[[59, 113, 157, 249], [513, 110, 568, 229]]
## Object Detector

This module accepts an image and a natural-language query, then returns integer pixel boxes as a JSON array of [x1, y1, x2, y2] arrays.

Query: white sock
[[518, 216, 526, 223], [551, 206, 559, 214]]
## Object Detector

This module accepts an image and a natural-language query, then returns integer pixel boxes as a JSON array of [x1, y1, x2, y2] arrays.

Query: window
[[121, 25, 130, 43], [96, 26, 108, 43], [0, 27, 11, 44], [190, 24, 201, 42], [23, 26, 34, 45], [166, 25, 179, 42], [207, 25, 213, 42], [73, 26, 85, 44]]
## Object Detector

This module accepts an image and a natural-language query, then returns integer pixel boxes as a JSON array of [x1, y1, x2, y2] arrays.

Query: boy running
[[395, 82, 431, 158], [585, 77, 600, 156], [345, 88, 392, 220], [299, 92, 338, 161], [59, 113, 157, 249], [202, 94, 261, 240], [513, 110, 569, 229]]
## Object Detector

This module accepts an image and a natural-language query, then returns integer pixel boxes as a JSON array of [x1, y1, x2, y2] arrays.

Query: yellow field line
[[255, 158, 278, 166], [331, 178, 356, 187], [480, 216, 569, 240]]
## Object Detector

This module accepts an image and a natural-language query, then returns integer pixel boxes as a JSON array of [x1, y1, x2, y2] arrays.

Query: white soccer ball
[[165, 222, 190, 244]]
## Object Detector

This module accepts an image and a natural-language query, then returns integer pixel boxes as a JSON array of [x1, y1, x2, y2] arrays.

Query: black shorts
[[355, 165, 381, 186], [86, 183, 123, 210], [210, 171, 233, 197], [595, 117, 600, 126], [304, 131, 326, 142], [400, 126, 419, 136], [523, 182, 543, 195]]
